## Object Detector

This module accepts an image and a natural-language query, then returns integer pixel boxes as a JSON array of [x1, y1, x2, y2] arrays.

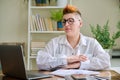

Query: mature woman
[[36, 5, 110, 70]]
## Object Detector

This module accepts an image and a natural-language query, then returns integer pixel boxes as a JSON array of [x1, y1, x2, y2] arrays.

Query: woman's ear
[[79, 20, 83, 28]]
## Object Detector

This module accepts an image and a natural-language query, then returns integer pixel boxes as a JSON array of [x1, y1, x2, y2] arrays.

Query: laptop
[[0, 45, 51, 80]]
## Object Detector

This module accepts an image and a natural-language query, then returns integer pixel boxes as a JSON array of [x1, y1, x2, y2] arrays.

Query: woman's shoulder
[[52, 35, 65, 40], [81, 34, 98, 44], [49, 35, 66, 43], [82, 34, 95, 41]]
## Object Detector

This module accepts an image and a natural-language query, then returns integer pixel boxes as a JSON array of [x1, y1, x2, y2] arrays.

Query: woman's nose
[[64, 21, 69, 26]]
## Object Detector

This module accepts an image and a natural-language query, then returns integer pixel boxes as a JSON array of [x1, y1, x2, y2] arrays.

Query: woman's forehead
[[63, 13, 76, 19], [63, 13, 81, 21]]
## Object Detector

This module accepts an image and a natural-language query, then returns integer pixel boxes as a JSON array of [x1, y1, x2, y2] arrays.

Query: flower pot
[[57, 21, 64, 31], [35, 0, 47, 6], [57, 0, 67, 7], [48, 0, 56, 6], [104, 49, 112, 59]]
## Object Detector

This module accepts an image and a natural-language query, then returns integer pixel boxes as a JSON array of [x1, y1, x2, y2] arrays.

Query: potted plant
[[35, 0, 47, 6], [90, 20, 120, 57], [50, 9, 63, 31]]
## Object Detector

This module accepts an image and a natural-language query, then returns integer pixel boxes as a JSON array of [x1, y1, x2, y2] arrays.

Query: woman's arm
[[80, 39, 111, 70], [36, 39, 67, 70]]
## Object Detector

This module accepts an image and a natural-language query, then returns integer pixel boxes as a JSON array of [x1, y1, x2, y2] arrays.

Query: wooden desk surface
[[40, 70, 120, 80], [0, 70, 120, 80]]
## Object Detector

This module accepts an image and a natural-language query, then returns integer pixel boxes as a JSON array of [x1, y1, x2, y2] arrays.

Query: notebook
[[0, 45, 51, 80]]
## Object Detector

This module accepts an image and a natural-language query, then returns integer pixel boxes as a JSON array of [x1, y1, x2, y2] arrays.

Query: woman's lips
[[65, 28, 71, 32]]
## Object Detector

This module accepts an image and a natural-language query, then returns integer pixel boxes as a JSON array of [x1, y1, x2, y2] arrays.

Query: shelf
[[31, 47, 44, 50], [30, 6, 64, 9], [30, 55, 37, 59], [28, 0, 72, 70], [30, 31, 64, 34]]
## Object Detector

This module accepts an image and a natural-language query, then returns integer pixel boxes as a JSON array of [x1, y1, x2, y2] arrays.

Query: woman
[[36, 5, 110, 70]]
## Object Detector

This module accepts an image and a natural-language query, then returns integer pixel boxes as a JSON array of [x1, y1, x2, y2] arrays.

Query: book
[[44, 17, 53, 31], [31, 47, 44, 56], [31, 41, 46, 48]]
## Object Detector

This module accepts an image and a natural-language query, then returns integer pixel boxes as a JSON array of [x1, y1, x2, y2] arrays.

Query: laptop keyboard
[[27, 73, 51, 79], [28, 73, 44, 77]]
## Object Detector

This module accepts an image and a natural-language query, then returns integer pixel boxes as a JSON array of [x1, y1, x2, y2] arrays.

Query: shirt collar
[[79, 33, 87, 46], [58, 35, 68, 45], [58, 33, 87, 46]]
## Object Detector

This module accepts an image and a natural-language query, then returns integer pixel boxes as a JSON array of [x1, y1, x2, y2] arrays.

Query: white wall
[[0, 0, 120, 54], [0, 0, 28, 54], [73, 0, 120, 49]]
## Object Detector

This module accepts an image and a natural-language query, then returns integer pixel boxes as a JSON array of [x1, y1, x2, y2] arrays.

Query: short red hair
[[63, 5, 81, 16]]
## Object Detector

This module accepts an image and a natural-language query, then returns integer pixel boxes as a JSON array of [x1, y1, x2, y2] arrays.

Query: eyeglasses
[[62, 18, 75, 26]]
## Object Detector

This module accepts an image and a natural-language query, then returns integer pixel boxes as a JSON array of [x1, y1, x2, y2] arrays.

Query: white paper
[[50, 69, 100, 77]]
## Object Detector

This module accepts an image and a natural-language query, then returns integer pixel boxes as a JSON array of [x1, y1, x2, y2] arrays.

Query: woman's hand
[[67, 55, 88, 64], [65, 54, 88, 69], [79, 55, 88, 62], [67, 55, 80, 64], [64, 61, 80, 69]]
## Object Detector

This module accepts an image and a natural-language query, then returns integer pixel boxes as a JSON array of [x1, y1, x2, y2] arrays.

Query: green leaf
[[50, 9, 63, 21], [90, 20, 120, 49]]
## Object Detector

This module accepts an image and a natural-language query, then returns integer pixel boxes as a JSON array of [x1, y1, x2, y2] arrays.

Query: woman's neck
[[67, 33, 80, 49]]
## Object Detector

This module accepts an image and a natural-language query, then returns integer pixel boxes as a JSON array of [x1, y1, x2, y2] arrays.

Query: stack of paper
[[50, 69, 100, 77]]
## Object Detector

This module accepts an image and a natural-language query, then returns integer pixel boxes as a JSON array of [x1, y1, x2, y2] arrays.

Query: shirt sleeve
[[80, 39, 111, 70], [36, 39, 67, 70]]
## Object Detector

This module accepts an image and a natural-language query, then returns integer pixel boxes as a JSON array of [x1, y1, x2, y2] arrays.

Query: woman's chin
[[65, 32, 73, 36]]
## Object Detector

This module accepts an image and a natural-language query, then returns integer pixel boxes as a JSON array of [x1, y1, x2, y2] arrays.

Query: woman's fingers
[[79, 55, 88, 62], [67, 55, 80, 63]]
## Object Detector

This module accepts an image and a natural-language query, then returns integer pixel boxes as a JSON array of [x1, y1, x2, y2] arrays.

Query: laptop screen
[[0, 45, 27, 79]]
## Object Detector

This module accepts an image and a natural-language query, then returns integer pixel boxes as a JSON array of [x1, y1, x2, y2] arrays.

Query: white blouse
[[36, 34, 111, 70]]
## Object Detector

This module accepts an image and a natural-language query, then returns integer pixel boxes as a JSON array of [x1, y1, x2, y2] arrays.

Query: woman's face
[[62, 13, 82, 37]]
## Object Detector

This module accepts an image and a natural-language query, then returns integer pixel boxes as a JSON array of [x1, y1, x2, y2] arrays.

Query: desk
[[0, 70, 120, 80]]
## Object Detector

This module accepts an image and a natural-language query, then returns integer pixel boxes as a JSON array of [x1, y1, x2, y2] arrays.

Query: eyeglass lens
[[62, 18, 75, 25]]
